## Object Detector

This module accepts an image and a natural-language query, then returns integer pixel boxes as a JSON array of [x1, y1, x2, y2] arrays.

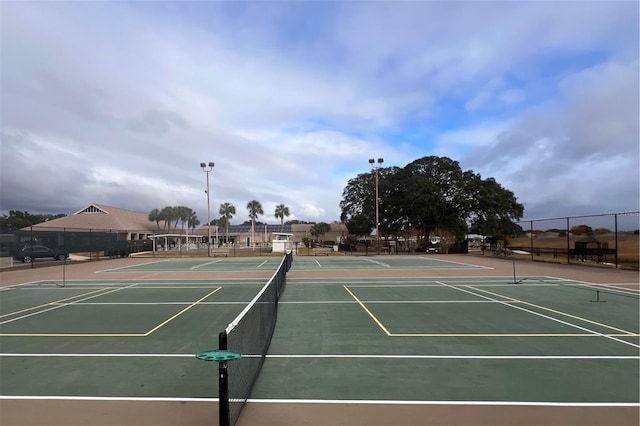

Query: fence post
[[614, 214, 619, 268], [529, 220, 533, 261], [566, 217, 570, 264]]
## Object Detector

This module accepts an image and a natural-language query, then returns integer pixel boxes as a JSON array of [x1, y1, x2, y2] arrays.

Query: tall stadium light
[[201, 162, 215, 257], [369, 157, 384, 254]]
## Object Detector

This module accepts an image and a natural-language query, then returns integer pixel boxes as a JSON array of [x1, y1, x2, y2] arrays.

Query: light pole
[[369, 157, 383, 254], [200, 162, 214, 257]]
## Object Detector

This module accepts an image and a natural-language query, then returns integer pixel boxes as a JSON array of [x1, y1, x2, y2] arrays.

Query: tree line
[[0, 211, 67, 230], [340, 155, 525, 247], [147, 201, 296, 243]]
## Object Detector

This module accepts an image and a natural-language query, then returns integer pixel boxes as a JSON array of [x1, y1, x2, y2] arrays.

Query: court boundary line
[[362, 257, 391, 268], [246, 399, 640, 407], [340, 281, 639, 340], [0, 286, 222, 337], [438, 281, 640, 349], [467, 285, 637, 335], [267, 354, 640, 359], [419, 256, 493, 269], [389, 333, 639, 337], [2, 353, 638, 360], [288, 276, 550, 284], [0, 283, 140, 325], [554, 278, 640, 296], [291, 256, 493, 271], [0, 288, 109, 319], [0, 395, 215, 402], [97, 259, 172, 273], [190, 259, 223, 270], [1, 395, 637, 407]]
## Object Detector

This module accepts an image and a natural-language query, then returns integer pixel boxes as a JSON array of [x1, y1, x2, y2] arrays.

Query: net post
[[61, 256, 66, 287], [218, 331, 230, 426], [590, 290, 606, 303]]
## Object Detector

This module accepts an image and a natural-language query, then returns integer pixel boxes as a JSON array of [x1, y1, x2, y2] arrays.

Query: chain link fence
[[507, 212, 639, 269]]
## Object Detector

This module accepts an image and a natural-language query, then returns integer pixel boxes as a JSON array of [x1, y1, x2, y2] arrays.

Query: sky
[[1, 1, 639, 230]]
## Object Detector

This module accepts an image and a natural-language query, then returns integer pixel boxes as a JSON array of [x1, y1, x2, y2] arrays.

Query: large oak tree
[[340, 156, 524, 246]]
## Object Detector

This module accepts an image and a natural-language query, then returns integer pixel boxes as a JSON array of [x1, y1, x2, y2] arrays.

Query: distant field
[[508, 234, 639, 269]]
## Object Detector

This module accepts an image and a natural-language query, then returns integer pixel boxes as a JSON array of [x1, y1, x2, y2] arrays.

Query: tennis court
[[1, 254, 638, 425]]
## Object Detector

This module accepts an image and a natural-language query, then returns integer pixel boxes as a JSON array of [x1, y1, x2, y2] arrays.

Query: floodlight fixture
[[201, 162, 215, 256]]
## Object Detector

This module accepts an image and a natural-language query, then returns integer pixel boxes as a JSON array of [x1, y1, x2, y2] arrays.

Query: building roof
[[26, 203, 350, 239], [29, 203, 156, 232]]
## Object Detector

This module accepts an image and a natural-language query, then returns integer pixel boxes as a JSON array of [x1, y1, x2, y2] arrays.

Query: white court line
[[0, 396, 215, 402], [554, 278, 640, 296], [280, 300, 502, 304], [0, 283, 140, 325], [257, 260, 268, 268], [437, 281, 640, 349], [0, 353, 195, 357], [55, 301, 246, 305], [419, 256, 493, 269], [287, 276, 525, 284], [266, 354, 639, 360], [97, 259, 171, 273], [190, 260, 223, 270], [0, 396, 636, 406], [362, 257, 391, 268], [2, 353, 637, 360], [315, 259, 322, 267], [247, 399, 639, 407]]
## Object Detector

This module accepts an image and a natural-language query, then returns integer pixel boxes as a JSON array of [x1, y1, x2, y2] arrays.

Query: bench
[[211, 249, 230, 257]]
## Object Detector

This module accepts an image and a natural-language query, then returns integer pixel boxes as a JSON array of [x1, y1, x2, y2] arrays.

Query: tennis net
[[218, 251, 293, 426]]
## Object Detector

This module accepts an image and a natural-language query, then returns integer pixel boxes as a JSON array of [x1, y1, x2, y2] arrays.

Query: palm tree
[[217, 216, 228, 244], [274, 204, 290, 232], [160, 206, 176, 230], [219, 202, 236, 247], [187, 211, 200, 234], [246, 200, 263, 249], [148, 208, 162, 229], [174, 206, 193, 230]]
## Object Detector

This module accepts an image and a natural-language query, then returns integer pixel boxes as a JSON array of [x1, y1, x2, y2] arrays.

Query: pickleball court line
[[0, 283, 140, 325], [0, 396, 637, 407], [468, 285, 637, 335], [362, 257, 391, 268], [1, 353, 638, 360], [437, 281, 640, 349]]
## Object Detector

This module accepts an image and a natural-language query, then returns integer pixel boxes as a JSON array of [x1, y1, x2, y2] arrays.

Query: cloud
[[462, 59, 639, 219], [1, 1, 638, 229]]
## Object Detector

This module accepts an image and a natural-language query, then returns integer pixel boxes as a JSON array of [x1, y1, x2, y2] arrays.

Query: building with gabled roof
[[24, 203, 349, 248], [27, 203, 157, 241]]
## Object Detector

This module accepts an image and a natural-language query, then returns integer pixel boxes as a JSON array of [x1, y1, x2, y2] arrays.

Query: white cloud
[[1, 1, 638, 227], [462, 58, 639, 219]]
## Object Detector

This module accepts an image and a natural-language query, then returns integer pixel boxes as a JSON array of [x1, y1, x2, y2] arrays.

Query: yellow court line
[[389, 333, 640, 337], [343, 286, 392, 336], [0, 288, 109, 319], [468, 286, 638, 335], [144, 287, 222, 336]]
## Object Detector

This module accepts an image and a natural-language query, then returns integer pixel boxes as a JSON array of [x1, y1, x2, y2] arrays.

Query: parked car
[[13, 245, 69, 263]]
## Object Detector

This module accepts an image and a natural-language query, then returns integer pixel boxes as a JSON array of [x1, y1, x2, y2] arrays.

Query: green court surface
[[1, 269, 638, 407], [99, 256, 487, 273]]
